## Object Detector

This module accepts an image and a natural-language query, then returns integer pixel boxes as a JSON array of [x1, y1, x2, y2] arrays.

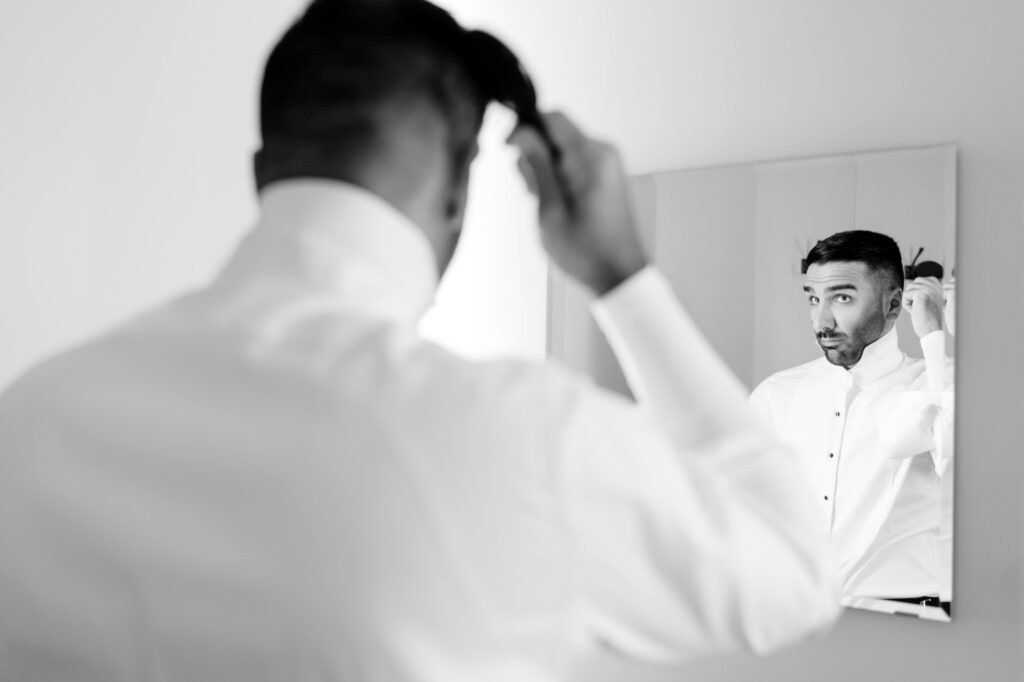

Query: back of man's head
[[805, 229, 905, 291], [256, 0, 537, 192]]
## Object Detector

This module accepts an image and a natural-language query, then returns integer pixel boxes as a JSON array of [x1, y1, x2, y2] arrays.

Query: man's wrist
[[920, 328, 946, 353], [920, 329, 948, 391], [588, 248, 649, 296], [591, 262, 647, 298], [593, 265, 660, 309]]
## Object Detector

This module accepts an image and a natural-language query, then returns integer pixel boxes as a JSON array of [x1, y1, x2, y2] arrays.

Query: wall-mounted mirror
[[548, 145, 956, 621]]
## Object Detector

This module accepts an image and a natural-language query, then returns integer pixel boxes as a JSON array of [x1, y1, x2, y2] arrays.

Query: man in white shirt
[[750, 230, 954, 613], [0, 1, 839, 680]]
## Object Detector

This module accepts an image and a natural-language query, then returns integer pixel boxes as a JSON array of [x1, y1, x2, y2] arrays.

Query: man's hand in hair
[[509, 112, 647, 296], [902, 276, 945, 338]]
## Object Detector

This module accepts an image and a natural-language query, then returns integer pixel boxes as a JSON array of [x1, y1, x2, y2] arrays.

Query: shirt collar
[[825, 326, 904, 386], [217, 179, 440, 324]]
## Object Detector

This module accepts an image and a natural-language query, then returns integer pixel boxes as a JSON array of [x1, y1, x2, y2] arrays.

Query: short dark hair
[[258, 0, 542, 186], [804, 230, 905, 290]]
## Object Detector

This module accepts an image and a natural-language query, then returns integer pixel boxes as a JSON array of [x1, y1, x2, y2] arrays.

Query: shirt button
[[835, 411, 841, 417], [829, 452, 835, 458], [824, 495, 830, 500]]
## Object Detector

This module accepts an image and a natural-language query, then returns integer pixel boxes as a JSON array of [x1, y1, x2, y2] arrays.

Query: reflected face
[[803, 261, 896, 369]]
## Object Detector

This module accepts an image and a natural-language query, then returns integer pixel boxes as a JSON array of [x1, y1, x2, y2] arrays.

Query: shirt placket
[[823, 373, 854, 533]]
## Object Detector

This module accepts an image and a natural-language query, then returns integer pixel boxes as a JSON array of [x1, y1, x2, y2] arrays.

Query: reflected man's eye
[[834, 294, 852, 304], [808, 296, 819, 306]]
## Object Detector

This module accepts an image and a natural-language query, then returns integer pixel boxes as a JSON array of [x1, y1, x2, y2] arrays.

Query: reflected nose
[[812, 304, 835, 335]]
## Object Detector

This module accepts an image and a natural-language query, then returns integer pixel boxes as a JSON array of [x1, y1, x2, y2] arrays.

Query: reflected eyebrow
[[803, 283, 858, 294]]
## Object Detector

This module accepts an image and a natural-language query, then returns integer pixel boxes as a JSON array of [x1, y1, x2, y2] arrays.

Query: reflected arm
[[874, 330, 954, 474]]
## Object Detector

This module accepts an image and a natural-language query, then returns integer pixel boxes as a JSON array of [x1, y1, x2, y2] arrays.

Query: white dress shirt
[[750, 327, 954, 600], [0, 179, 838, 682]]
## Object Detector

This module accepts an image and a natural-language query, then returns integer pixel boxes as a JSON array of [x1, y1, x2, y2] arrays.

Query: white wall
[[0, 0, 305, 389], [1, 1, 1021, 680]]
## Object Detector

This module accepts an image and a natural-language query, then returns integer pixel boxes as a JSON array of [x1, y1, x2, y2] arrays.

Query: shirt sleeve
[[558, 267, 840, 664], [922, 330, 955, 475], [872, 330, 954, 473]]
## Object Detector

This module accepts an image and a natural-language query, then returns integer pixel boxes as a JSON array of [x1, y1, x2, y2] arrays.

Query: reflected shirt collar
[[218, 179, 440, 324], [828, 326, 904, 385]]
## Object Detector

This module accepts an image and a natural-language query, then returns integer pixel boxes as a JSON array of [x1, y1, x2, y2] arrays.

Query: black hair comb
[[905, 247, 944, 280]]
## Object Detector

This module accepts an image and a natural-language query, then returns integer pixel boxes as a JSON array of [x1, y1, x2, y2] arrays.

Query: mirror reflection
[[548, 145, 956, 621]]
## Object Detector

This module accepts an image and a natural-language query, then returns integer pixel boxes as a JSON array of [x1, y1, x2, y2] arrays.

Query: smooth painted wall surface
[[653, 166, 757, 385], [0, 1, 303, 390]]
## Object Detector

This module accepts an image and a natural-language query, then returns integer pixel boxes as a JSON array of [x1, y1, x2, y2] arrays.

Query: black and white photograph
[[0, 2, 1020, 681]]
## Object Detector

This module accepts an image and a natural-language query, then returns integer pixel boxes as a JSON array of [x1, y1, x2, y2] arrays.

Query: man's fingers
[[516, 154, 538, 197], [511, 111, 607, 197], [508, 125, 565, 217], [905, 278, 943, 293], [910, 277, 943, 293], [543, 111, 588, 155], [542, 112, 597, 190], [942, 280, 956, 305], [903, 283, 929, 308]]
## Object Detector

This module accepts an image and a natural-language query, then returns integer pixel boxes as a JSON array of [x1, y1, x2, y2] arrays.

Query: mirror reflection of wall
[[548, 146, 956, 622]]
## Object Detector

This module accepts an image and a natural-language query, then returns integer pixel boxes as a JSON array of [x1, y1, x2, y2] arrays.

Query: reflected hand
[[942, 277, 956, 337], [508, 112, 647, 295], [902, 277, 944, 338]]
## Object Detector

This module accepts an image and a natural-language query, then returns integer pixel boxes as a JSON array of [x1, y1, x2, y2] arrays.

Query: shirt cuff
[[920, 330, 947, 391], [589, 266, 753, 448], [591, 266, 667, 320]]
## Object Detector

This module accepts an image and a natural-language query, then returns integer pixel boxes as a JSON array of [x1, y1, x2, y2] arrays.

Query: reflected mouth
[[818, 337, 843, 349]]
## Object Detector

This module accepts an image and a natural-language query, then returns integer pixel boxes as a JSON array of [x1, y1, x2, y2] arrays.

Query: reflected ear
[[887, 288, 904, 319]]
